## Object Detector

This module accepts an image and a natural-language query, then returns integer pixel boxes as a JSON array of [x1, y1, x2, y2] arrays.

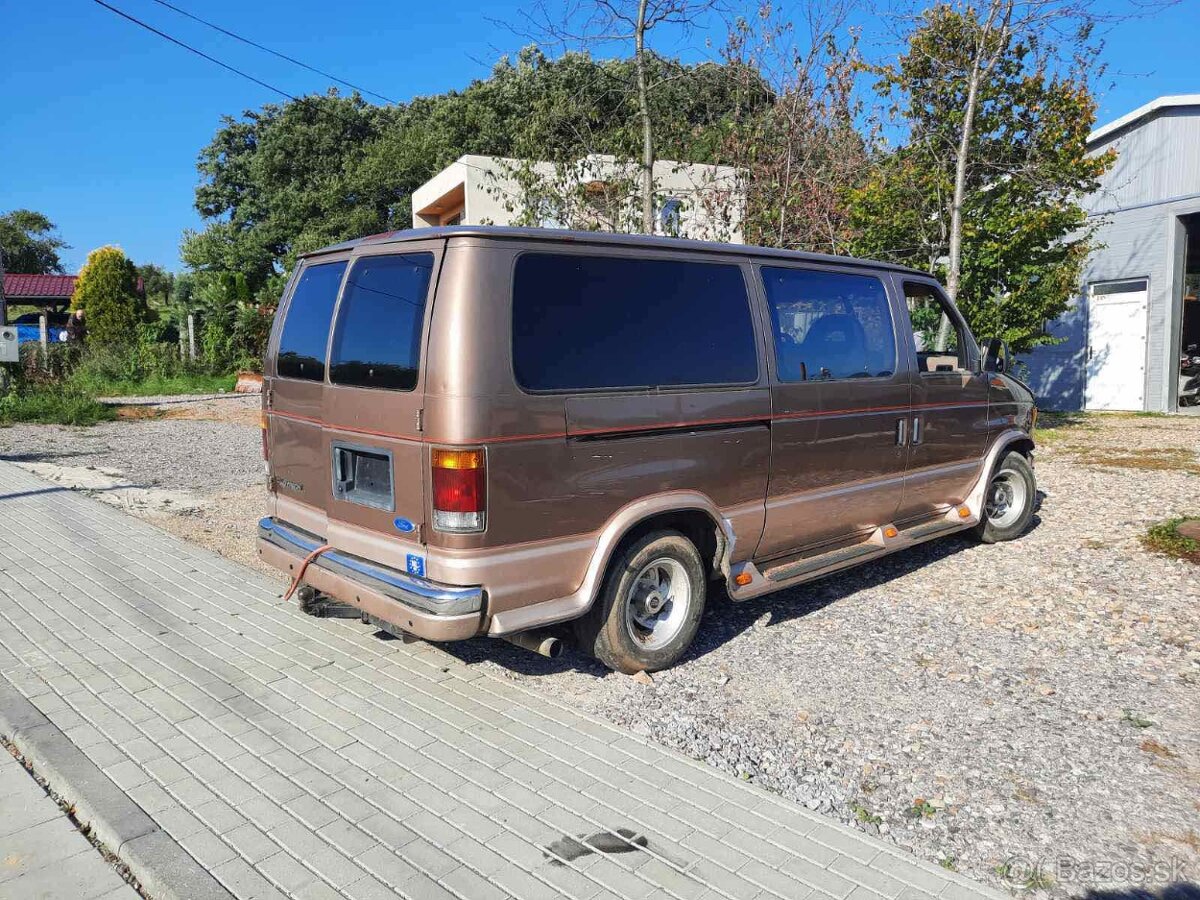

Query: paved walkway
[[0, 460, 1003, 900], [1, 746, 138, 899]]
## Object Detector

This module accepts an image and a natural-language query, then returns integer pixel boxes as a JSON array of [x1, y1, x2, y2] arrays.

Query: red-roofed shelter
[[2, 273, 78, 304]]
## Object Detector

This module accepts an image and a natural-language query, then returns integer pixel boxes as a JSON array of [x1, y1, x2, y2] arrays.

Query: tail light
[[431, 448, 486, 533], [260, 411, 270, 463]]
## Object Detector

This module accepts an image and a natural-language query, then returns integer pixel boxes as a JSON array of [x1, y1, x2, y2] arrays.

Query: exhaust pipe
[[501, 630, 563, 659]]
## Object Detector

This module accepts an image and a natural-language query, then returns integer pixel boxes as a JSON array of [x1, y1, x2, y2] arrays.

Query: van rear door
[[267, 256, 350, 528], [320, 245, 442, 564]]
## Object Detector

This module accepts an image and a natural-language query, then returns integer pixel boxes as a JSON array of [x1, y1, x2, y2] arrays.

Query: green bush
[[0, 385, 115, 426], [194, 271, 270, 374], [67, 342, 233, 397], [18, 342, 82, 387], [1143, 517, 1200, 564], [72, 246, 147, 347]]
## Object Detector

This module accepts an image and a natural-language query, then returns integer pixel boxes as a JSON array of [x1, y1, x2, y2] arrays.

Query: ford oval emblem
[[393, 517, 415, 533]]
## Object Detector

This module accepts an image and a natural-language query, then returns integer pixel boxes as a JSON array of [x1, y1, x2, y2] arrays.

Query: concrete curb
[[0, 675, 234, 900]]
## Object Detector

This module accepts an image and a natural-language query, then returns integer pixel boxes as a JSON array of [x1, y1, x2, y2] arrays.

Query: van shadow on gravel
[[440, 516, 1041, 678], [1083, 885, 1200, 900]]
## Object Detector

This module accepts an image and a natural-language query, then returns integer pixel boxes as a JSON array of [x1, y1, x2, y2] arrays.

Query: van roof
[[300, 225, 931, 277]]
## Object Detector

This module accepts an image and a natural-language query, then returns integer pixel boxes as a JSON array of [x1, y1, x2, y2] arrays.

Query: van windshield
[[329, 253, 435, 391]]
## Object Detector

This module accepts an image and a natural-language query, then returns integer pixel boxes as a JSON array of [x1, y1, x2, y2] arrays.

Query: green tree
[[481, 48, 764, 240], [182, 91, 398, 288], [512, 1, 731, 232], [71, 246, 147, 347], [196, 272, 249, 371], [182, 55, 758, 281], [715, 3, 866, 253], [191, 271, 269, 372], [847, 5, 1113, 352], [136, 263, 175, 309], [0, 210, 68, 274]]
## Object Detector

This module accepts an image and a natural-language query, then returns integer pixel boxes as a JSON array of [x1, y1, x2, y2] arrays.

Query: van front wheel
[[974, 450, 1036, 543], [577, 531, 706, 674]]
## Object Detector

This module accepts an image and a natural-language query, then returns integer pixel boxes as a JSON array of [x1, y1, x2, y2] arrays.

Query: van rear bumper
[[257, 517, 484, 641]]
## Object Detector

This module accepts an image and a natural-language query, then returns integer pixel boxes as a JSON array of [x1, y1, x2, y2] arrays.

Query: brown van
[[257, 227, 1037, 673]]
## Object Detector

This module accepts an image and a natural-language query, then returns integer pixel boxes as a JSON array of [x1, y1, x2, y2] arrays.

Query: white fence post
[[38, 314, 48, 369], [187, 314, 196, 362]]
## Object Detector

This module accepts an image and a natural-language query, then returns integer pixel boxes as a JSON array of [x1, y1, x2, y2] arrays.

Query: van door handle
[[912, 416, 922, 445], [896, 418, 907, 446]]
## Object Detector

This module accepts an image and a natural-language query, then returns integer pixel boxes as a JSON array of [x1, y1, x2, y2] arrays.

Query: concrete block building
[[412, 154, 745, 244]]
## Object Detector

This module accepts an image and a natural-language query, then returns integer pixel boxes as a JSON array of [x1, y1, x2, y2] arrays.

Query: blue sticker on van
[[406, 555, 425, 578], [393, 517, 415, 533]]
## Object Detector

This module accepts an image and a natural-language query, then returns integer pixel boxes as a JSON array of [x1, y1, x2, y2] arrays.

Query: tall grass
[[0, 338, 240, 427], [65, 343, 236, 397], [69, 370, 236, 397], [0, 385, 116, 426]]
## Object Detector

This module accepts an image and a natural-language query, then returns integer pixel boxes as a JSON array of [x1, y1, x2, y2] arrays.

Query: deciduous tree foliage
[[185, 20, 1113, 356], [183, 51, 760, 289], [137, 263, 175, 308], [847, 5, 1112, 352], [714, 3, 866, 253], [0, 209, 68, 275], [71, 246, 146, 347]]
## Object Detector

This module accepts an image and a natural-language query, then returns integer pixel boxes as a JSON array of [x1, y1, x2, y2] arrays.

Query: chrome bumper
[[257, 517, 483, 617]]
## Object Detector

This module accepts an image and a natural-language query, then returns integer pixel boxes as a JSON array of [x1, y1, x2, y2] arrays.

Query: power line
[[91, 0, 298, 101], [148, 0, 398, 105]]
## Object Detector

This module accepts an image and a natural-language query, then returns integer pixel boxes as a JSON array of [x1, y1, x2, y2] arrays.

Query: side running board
[[763, 540, 880, 583], [759, 513, 971, 585]]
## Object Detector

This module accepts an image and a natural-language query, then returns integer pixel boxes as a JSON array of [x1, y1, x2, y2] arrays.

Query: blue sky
[[1, 0, 1196, 273]]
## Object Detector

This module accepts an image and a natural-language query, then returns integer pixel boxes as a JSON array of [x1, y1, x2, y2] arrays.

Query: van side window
[[329, 253, 435, 391], [512, 253, 757, 391], [904, 282, 970, 373], [761, 267, 896, 381], [277, 261, 348, 381]]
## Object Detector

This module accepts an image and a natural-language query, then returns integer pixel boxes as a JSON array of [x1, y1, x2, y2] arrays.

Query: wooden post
[[187, 313, 196, 361], [39, 314, 48, 369], [0, 249, 7, 326]]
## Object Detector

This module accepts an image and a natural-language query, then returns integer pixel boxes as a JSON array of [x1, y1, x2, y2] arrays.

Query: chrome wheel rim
[[985, 469, 1027, 528], [625, 557, 690, 651]]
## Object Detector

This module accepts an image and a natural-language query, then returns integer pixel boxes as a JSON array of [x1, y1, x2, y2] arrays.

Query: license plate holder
[[332, 443, 394, 511]]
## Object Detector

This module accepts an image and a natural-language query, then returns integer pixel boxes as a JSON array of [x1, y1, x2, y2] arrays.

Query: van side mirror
[[982, 337, 1010, 374]]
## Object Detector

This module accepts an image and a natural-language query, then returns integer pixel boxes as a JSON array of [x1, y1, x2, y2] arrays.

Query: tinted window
[[761, 267, 895, 381], [277, 261, 347, 381], [513, 254, 757, 391], [330, 253, 434, 391]]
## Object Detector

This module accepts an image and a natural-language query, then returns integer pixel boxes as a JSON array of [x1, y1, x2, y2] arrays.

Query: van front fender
[[964, 428, 1035, 515]]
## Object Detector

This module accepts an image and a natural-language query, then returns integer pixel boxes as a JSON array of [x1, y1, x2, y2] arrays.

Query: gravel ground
[[1, 401, 1197, 897], [0, 394, 271, 573]]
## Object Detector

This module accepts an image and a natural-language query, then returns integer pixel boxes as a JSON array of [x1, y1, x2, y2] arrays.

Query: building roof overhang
[[1088, 94, 1200, 146]]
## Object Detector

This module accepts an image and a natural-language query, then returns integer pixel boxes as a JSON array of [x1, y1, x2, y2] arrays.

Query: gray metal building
[[1022, 95, 1200, 412]]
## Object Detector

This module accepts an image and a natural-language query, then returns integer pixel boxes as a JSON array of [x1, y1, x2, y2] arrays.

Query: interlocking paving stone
[[0, 750, 138, 899], [0, 460, 1005, 900]]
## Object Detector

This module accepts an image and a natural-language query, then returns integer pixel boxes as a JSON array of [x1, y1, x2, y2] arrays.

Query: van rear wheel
[[974, 450, 1035, 543], [576, 531, 706, 674]]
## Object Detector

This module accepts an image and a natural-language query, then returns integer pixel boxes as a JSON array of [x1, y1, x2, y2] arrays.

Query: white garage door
[[1085, 279, 1149, 411]]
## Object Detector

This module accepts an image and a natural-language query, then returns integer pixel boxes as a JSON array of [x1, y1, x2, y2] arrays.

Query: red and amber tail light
[[431, 448, 486, 533]]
